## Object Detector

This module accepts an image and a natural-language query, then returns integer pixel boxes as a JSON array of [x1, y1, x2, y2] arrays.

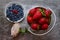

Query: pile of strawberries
[[27, 7, 52, 30]]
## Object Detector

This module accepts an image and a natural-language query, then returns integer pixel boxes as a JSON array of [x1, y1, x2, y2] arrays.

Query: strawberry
[[29, 8, 36, 16], [46, 17, 51, 24], [45, 18, 49, 24], [41, 24, 48, 30], [45, 18, 51, 24], [35, 7, 40, 11], [27, 16, 33, 24], [35, 7, 40, 9], [31, 23, 40, 30], [33, 11, 42, 20], [38, 18, 46, 24], [45, 9, 52, 17], [39, 17, 51, 25]]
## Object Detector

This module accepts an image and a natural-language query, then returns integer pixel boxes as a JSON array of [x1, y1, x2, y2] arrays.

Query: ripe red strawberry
[[45, 18, 49, 24], [29, 8, 36, 16], [31, 23, 40, 30], [35, 7, 40, 11], [39, 18, 46, 24], [45, 9, 52, 17], [27, 16, 33, 24], [42, 24, 48, 30], [45, 18, 51, 24], [35, 7, 40, 9], [33, 11, 42, 20]]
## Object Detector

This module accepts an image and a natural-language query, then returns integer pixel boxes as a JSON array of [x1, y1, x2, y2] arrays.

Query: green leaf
[[19, 28, 21, 33], [39, 8, 46, 16], [19, 28, 29, 34]]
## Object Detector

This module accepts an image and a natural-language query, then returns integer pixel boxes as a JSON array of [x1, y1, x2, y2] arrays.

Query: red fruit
[[42, 24, 48, 30], [45, 18, 50, 24], [29, 8, 36, 16], [31, 23, 40, 30], [33, 11, 42, 20], [35, 7, 40, 11], [35, 7, 46, 11], [12, 9, 18, 14], [27, 16, 33, 24], [35, 7, 40, 9], [39, 18, 46, 24], [45, 9, 52, 17]]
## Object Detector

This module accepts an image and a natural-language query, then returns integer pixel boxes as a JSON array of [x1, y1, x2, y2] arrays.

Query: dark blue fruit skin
[[15, 5, 23, 10], [6, 3, 24, 21]]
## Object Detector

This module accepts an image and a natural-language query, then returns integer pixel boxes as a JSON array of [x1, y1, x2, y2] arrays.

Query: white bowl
[[27, 5, 56, 36], [4, 2, 25, 23]]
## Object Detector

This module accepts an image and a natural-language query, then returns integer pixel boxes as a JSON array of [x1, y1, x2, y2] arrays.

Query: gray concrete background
[[0, 0, 60, 40]]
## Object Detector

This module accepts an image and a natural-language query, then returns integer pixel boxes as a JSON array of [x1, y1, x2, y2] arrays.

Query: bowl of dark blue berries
[[4, 2, 24, 23]]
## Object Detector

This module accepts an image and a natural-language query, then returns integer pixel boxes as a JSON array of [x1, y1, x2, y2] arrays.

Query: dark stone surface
[[0, 0, 60, 40]]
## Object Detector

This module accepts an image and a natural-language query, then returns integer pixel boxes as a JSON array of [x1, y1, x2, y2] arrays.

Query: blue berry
[[7, 12, 12, 15], [12, 4, 16, 6], [8, 7, 13, 10], [6, 10, 10, 14], [18, 8, 23, 12], [16, 5, 23, 10], [18, 11, 23, 16], [7, 14, 12, 19], [12, 4, 16, 9], [13, 17, 18, 21], [10, 17, 14, 21]]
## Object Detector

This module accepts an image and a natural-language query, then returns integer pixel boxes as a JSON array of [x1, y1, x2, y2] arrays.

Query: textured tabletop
[[0, 0, 60, 40]]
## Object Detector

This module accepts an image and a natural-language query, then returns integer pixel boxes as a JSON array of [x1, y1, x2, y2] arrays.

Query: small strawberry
[[45, 9, 52, 17], [45, 18, 51, 24], [46, 17, 51, 24], [31, 23, 40, 30], [29, 8, 36, 16], [45, 18, 49, 24], [35, 7, 40, 11], [27, 16, 33, 24], [39, 18, 46, 25], [33, 11, 42, 20], [35, 7, 40, 9], [41, 24, 48, 30]]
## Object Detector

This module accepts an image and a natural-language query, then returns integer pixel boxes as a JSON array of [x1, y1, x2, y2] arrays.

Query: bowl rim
[[27, 5, 56, 36], [4, 1, 26, 23]]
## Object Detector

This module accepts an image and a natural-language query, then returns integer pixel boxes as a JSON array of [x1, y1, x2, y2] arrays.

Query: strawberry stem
[[40, 8, 46, 16]]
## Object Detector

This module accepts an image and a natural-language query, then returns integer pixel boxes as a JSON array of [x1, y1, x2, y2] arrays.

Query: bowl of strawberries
[[27, 6, 56, 36]]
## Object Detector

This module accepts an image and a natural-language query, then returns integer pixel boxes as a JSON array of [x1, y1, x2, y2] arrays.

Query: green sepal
[[39, 8, 46, 16]]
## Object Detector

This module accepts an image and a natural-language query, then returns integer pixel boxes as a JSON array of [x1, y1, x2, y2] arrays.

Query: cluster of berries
[[6, 4, 24, 21], [27, 7, 52, 30]]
